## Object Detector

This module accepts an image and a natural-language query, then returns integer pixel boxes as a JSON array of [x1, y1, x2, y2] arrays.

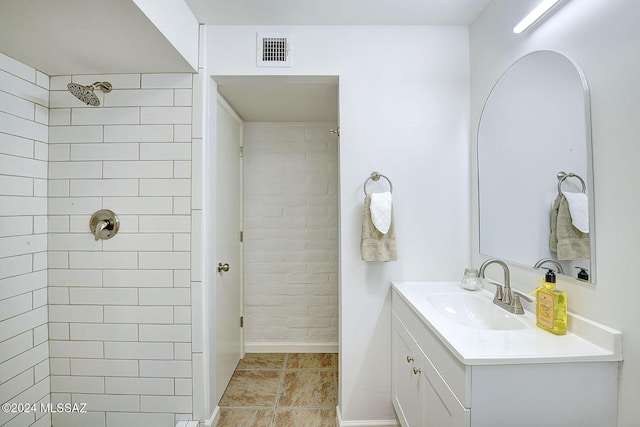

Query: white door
[[215, 97, 243, 403]]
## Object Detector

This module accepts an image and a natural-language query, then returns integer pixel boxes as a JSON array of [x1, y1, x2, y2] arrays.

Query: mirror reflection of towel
[[562, 191, 589, 233], [361, 194, 397, 262], [550, 194, 589, 260]]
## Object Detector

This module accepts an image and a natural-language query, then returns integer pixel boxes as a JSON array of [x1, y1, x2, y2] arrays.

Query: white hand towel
[[370, 191, 393, 234], [562, 191, 589, 233]]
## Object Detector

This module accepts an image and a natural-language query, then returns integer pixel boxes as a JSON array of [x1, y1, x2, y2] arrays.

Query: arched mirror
[[478, 50, 596, 283]]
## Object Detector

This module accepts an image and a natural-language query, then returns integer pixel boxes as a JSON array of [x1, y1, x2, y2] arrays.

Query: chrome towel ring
[[364, 171, 393, 195], [557, 171, 586, 194]]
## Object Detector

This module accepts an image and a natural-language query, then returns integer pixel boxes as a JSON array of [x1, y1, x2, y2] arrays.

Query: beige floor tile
[[273, 408, 336, 427], [237, 353, 286, 370], [278, 370, 336, 407], [217, 407, 274, 427], [220, 370, 281, 407], [218, 353, 339, 426], [286, 353, 334, 370]]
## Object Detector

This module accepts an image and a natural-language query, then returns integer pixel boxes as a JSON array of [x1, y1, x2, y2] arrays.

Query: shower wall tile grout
[[0, 52, 51, 427], [46, 71, 196, 427], [4, 46, 215, 426]]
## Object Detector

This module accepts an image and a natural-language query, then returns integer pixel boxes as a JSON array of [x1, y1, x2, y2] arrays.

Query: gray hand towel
[[361, 194, 398, 262], [550, 193, 590, 260]]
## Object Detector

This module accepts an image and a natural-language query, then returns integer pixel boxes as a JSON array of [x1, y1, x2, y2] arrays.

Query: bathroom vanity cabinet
[[392, 310, 469, 426], [391, 282, 622, 427]]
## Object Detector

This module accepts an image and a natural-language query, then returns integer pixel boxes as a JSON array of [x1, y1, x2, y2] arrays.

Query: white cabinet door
[[392, 313, 470, 427], [418, 359, 469, 427], [392, 314, 422, 427]]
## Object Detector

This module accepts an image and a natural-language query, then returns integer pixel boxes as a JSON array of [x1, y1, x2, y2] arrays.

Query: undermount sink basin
[[427, 292, 526, 330]]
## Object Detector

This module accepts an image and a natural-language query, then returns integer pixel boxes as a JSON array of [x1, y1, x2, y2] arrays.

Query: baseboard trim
[[244, 342, 339, 353], [336, 406, 399, 427], [204, 406, 219, 427]]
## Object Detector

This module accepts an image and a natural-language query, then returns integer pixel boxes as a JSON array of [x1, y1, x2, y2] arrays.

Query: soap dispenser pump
[[544, 268, 555, 284], [575, 267, 589, 281], [535, 268, 567, 335]]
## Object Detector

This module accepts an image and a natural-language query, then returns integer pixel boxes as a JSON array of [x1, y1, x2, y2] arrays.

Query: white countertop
[[392, 281, 623, 365]]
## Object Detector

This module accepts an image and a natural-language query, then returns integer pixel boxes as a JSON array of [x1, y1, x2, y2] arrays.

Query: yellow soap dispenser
[[535, 268, 567, 335]]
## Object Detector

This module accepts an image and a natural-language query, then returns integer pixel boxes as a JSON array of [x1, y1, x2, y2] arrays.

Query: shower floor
[[216, 353, 338, 427]]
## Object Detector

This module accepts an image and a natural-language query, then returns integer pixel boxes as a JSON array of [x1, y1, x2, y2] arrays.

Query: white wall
[[470, 1, 640, 426], [207, 25, 471, 423], [242, 122, 339, 350], [0, 52, 50, 427], [47, 72, 197, 427], [132, 0, 200, 71]]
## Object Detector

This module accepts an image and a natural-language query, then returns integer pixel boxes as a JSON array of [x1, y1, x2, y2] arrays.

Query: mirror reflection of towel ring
[[557, 171, 586, 194], [364, 171, 393, 195]]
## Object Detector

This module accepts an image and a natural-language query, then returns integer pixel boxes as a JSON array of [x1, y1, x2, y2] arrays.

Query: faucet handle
[[485, 280, 504, 301], [512, 290, 533, 303], [511, 291, 533, 315]]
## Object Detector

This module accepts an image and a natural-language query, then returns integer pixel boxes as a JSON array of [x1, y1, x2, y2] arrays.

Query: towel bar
[[364, 171, 393, 195], [557, 171, 586, 194]]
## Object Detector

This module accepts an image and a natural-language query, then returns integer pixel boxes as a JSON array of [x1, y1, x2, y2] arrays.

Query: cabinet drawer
[[392, 293, 470, 407]]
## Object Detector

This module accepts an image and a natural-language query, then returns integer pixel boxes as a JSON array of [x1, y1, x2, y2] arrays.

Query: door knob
[[217, 262, 230, 273]]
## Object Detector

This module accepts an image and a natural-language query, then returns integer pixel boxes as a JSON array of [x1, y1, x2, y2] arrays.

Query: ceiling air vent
[[257, 33, 292, 67]]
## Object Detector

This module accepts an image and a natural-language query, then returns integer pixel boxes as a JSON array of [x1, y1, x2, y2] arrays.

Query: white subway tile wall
[[0, 53, 51, 427], [48, 72, 195, 426], [242, 122, 339, 346]]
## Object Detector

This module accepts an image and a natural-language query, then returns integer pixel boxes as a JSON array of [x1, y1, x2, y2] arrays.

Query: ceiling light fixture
[[513, 0, 562, 34]]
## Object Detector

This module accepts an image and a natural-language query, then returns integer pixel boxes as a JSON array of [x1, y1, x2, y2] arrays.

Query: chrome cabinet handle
[[413, 367, 422, 375], [217, 263, 230, 273], [406, 355, 414, 363]]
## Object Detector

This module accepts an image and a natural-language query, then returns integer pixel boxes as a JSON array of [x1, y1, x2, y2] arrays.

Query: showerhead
[[67, 81, 112, 106]]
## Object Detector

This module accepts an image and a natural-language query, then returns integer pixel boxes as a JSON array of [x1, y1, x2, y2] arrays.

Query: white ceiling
[[216, 76, 338, 122], [184, 0, 490, 26], [0, 0, 195, 76]]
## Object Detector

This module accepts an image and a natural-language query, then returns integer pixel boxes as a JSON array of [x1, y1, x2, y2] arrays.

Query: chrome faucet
[[478, 259, 531, 315], [533, 258, 564, 275]]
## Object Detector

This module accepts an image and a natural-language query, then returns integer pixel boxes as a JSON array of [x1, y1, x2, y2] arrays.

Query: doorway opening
[[210, 75, 340, 413]]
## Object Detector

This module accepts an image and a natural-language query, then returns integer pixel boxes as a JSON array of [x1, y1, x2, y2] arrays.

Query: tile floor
[[217, 353, 338, 427]]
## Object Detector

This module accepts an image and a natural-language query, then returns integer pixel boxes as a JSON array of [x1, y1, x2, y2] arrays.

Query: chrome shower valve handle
[[89, 209, 120, 241]]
